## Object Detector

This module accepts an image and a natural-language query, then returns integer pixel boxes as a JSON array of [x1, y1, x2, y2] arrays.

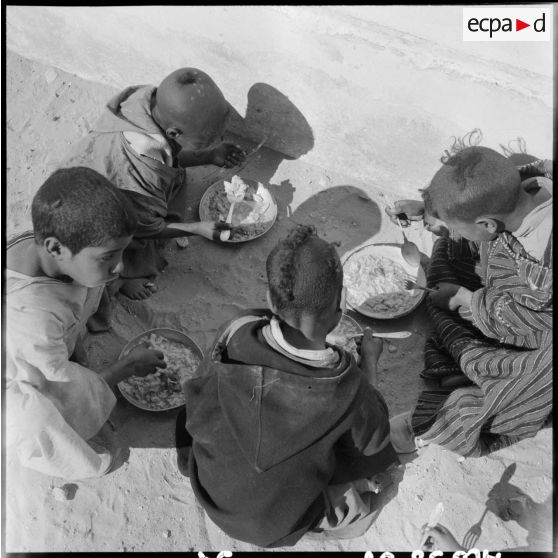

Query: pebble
[[387, 344, 397, 353], [458, 456, 466, 463], [176, 237, 189, 249], [163, 530, 171, 538], [51, 486, 70, 501], [44, 68, 57, 84]]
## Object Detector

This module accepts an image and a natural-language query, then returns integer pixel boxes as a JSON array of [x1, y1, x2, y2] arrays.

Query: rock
[[163, 530, 171, 538], [44, 68, 57, 84], [176, 237, 189, 249], [458, 456, 465, 463], [387, 344, 397, 353], [51, 485, 72, 501]]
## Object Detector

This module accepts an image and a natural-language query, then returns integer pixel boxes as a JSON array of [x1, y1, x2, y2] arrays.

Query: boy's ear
[[476, 217, 503, 234], [44, 237, 72, 260], [165, 127, 182, 140]]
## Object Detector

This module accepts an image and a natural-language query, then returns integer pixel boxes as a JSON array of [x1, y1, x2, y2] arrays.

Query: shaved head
[[424, 146, 521, 222], [154, 68, 230, 145]]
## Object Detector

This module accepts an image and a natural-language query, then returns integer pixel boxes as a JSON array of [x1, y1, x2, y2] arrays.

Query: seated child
[[388, 146, 552, 457], [179, 225, 399, 548], [5, 167, 167, 480], [62, 67, 246, 301]]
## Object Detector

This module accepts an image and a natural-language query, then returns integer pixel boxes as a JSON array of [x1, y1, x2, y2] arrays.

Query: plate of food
[[326, 313, 362, 359], [342, 243, 427, 319], [117, 328, 204, 412], [199, 175, 278, 243]]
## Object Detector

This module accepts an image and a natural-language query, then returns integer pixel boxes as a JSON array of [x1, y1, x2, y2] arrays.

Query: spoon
[[396, 218, 421, 267], [220, 180, 248, 241], [349, 331, 411, 340]]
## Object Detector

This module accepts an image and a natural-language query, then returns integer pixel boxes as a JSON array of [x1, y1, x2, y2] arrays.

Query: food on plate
[[224, 175, 249, 199], [119, 333, 202, 410], [344, 254, 417, 315], [206, 176, 273, 241], [326, 315, 361, 358]]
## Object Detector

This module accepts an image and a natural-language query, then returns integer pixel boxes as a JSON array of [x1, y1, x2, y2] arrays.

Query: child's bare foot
[[119, 278, 158, 300], [389, 411, 420, 454]]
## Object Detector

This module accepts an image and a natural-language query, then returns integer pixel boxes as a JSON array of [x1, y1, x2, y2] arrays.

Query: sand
[[4, 50, 552, 553]]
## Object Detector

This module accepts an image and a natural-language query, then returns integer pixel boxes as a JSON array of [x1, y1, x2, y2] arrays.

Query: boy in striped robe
[[390, 148, 552, 457]]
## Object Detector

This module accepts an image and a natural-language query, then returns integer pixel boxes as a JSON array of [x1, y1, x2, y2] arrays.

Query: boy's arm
[[467, 282, 552, 339], [330, 329, 399, 483], [331, 383, 399, 483], [432, 279, 552, 339], [176, 143, 245, 168], [8, 307, 166, 387]]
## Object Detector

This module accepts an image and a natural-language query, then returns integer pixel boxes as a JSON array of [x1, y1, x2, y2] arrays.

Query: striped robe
[[411, 220, 552, 456]]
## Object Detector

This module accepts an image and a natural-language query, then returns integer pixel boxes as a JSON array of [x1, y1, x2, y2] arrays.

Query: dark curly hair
[[32, 167, 137, 254], [266, 224, 343, 315]]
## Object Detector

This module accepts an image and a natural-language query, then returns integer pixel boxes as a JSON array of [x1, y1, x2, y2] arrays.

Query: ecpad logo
[[463, 7, 551, 41]]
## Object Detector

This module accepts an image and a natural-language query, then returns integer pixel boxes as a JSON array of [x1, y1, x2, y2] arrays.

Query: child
[[180, 225, 399, 548], [62, 67, 246, 300], [6, 167, 167, 480], [389, 146, 552, 456]]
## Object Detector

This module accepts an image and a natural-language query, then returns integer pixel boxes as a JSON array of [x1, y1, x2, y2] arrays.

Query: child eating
[[6, 167, 167, 480], [62, 67, 246, 300], [389, 145, 552, 456], [179, 224, 399, 547]]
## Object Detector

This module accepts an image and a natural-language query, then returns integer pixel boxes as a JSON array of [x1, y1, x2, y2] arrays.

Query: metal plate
[[326, 313, 363, 358], [117, 328, 204, 412], [342, 243, 426, 320], [199, 177, 278, 243]]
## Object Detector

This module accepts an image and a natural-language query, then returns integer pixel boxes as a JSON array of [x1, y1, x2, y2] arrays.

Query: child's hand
[[429, 283, 473, 311], [385, 200, 425, 227], [191, 220, 232, 241], [125, 344, 166, 378], [421, 524, 464, 551], [210, 142, 246, 168], [356, 327, 383, 364], [424, 212, 450, 237]]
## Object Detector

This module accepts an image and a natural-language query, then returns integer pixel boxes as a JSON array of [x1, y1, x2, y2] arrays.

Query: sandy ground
[[4, 50, 553, 553]]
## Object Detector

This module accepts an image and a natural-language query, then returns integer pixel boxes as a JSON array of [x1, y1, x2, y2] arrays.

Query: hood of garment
[[94, 85, 163, 135], [198, 314, 363, 473]]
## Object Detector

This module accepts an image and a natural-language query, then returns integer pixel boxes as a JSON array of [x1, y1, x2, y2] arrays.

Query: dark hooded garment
[[184, 311, 398, 548]]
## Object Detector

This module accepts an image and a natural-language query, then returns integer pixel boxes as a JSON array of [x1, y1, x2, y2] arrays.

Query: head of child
[[152, 67, 230, 151], [266, 225, 345, 343], [32, 167, 137, 287], [421, 146, 522, 241]]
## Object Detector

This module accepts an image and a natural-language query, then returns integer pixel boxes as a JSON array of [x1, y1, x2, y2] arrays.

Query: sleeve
[[517, 159, 553, 181], [6, 304, 116, 441], [121, 190, 168, 238], [469, 271, 552, 339], [331, 380, 399, 483], [7, 305, 75, 382]]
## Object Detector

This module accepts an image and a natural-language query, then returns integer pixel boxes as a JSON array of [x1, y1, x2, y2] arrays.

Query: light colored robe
[[61, 85, 187, 278], [6, 266, 116, 479]]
